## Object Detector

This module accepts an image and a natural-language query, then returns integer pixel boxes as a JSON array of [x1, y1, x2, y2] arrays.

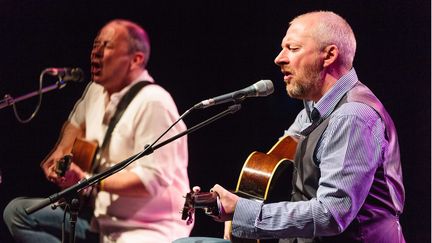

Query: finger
[[49, 171, 60, 179], [48, 176, 60, 184], [210, 184, 223, 195], [47, 173, 55, 181], [212, 184, 222, 190]]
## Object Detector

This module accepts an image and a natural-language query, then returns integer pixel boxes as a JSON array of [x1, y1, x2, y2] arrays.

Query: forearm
[[232, 197, 335, 239], [234, 183, 382, 239], [41, 121, 83, 166], [54, 121, 83, 153], [100, 171, 150, 197]]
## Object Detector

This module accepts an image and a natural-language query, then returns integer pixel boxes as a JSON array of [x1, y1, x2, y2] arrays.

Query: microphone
[[194, 80, 274, 109], [45, 67, 84, 82]]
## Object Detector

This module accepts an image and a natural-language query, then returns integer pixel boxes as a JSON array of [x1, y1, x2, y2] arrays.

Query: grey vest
[[282, 82, 405, 243]]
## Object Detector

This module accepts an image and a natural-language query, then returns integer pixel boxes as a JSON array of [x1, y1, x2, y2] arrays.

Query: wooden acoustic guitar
[[52, 137, 99, 209], [55, 137, 99, 177], [182, 135, 297, 243]]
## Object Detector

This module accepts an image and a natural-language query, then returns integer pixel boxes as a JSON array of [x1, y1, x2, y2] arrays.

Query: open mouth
[[282, 70, 293, 82], [91, 61, 102, 76]]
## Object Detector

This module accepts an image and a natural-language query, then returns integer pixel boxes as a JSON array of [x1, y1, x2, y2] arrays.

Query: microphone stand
[[0, 80, 68, 110], [0, 72, 68, 110], [24, 103, 242, 243], [0, 68, 74, 123]]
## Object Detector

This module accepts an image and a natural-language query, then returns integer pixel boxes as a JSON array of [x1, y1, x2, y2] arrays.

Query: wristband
[[99, 180, 105, 191]]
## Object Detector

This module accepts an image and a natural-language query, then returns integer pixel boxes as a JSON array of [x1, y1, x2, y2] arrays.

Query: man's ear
[[322, 44, 339, 68], [131, 52, 145, 69]]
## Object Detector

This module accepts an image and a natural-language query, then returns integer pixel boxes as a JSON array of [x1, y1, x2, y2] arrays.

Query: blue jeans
[[173, 237, 229, 243], [3, 197, 97, 243]]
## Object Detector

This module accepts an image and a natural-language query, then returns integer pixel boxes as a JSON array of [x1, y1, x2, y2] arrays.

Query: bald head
[[105, 19, 151, 68], [290, 11, 356, 70]]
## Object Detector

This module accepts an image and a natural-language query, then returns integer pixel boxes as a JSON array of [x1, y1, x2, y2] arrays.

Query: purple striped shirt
[[232, 69, 403, 239]]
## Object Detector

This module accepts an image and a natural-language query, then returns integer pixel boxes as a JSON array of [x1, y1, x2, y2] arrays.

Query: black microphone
[[45, 67, 84, 82], [194, 80, 274, 109]]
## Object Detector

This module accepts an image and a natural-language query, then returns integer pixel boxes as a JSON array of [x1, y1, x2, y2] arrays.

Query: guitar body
[[231, 136, 297, 243], [55, 137, 99, 176], [53, 137, 99, 209], [70, 137, 99, 173], [181, 136, 297, 243], [236, 135, 297, 201]]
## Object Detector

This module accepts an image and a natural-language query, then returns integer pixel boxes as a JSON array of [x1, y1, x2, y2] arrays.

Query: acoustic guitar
[[54, 137, 99, 209], [55, 137, 99, 176], [182, 135, 297, 243]]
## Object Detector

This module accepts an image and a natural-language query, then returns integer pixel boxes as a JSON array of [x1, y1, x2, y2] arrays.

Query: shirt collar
[[305, 68, 359, 121]]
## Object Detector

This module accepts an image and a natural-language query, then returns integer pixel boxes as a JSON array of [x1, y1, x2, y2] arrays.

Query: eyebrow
[[93, 40, 110, 46]]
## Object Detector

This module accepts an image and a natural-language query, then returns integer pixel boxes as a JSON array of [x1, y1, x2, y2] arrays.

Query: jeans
[[3, 197, 97, 243], [173, 237, 229, 243]]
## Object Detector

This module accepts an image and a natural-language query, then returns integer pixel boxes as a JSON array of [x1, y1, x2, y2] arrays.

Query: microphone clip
[[44, 67, 85, 84]]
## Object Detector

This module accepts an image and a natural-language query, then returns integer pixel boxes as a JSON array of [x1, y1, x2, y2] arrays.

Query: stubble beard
[[286, 60, 323, 100]]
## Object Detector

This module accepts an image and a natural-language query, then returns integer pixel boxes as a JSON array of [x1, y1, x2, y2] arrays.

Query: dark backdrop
[[0, 0, 430, 242]]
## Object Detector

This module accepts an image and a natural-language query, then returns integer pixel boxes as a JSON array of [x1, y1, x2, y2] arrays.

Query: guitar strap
[[91, 81, 152, 173]]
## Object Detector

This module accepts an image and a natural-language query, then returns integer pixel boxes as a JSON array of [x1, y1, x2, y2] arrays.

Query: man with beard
[[4, 19, 193, 242], [181, 11, 406, 243]]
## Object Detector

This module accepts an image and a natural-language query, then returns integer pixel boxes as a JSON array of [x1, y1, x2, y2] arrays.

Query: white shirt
[[69, 70, 192, 242]]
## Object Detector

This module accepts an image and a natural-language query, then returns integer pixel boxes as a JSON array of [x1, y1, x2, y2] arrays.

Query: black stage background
[[0, 0, 430, 242]]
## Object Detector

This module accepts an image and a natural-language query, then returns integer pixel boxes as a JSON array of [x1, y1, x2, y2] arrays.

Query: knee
[[173, 237, 230, 243], [3, 197, 29, 229]]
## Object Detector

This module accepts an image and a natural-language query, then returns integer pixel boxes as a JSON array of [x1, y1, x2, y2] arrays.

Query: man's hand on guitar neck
[[210, 184, 240, 222]]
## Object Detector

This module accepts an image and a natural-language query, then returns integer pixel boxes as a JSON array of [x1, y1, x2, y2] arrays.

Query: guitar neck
[[181, 191, 220, 222], [192, 192, 218, 208]]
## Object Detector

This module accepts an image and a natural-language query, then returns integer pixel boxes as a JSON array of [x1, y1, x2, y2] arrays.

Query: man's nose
[[91, 45, 104, 58], [274, 49, 288, 65]]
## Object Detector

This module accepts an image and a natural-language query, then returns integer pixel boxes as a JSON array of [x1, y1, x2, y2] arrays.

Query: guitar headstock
[[181, 192, 195, 225], [181, 191, 220, 225]]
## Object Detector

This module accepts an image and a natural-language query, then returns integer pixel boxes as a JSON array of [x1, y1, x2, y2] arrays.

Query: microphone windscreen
[[69, 68, 85, 82], [255, 80, 274, 96]]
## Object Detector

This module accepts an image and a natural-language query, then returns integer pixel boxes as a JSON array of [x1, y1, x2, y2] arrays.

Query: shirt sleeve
[[284, 108, 309, 137], [232, 102, 386, 239]]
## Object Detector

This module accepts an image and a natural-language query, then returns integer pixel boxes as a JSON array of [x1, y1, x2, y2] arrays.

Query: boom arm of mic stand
[[0, 80, 67, 110], [153, 104, 241, 150], [25, 103, 242, 215]]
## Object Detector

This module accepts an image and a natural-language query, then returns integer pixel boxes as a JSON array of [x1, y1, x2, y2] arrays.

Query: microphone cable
[[8, 68, 75, 123]]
